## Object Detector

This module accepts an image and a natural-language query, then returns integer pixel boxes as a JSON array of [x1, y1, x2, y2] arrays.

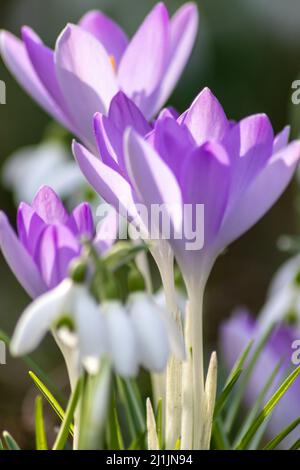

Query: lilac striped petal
[[32, 186, 69, 225], [223, 114, 274, 209], [180, 142, 230, 242], [0, 212, 46, 298], [181, 87, 229, 145], [273, 125, 290, 153], [0, 31, 68, 128], [220, 140, 300, 248], [94, 206, 119, 254], [152, 115, 195, 180], [35, 224, 80, 289], [151, 2, 199, 116], [118, 3, 169, 117], [94, 92, 151, 175], [21, 26, 75, 132], [124, 128, 183, 237], [17, 202, 45, 256], [73, 141, 141, 225], [68, 202, 94, 239], [79, 10, 128, 65], [55, 24, 118, 146]]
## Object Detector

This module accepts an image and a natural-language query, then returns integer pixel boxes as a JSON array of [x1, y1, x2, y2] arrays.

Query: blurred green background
[[1, 0, 300, 447]]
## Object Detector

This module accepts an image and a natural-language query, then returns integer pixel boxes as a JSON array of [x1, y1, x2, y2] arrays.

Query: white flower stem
[[150, 241, 183, 450], [181, 282, 206, 449]]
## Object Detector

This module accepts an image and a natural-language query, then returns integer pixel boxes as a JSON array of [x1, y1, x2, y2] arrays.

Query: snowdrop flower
[[2, 141, 85, 205], [0, 3, 198, 150], [11, 283, 184, 378], [11, 278, 106, 379], [0, 185, 117, 298], [259, 255, 300, 331]]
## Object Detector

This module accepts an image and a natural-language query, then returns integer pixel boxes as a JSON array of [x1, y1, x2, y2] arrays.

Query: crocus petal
[[79, 10, 128, 65], [273, 125, 290, 153], [0, 31, 68, 127], [152, 115, 195, 180], [180, 87, 229, 145], [73, 286, 107, 361], [180, 142, 230, 242], [103, 302, 138, 377], [73, 141, 143, 227], [129, 293, 170, 372], [68, 202, 94, 240], [35, 225, 80, 289], [220, 141, 300, 248], [124, 128, 183, 237], [223, 114, 274, 210], [55, 24, 118, 146], [118, 3, 169, 117], [94, 92, 151, 175], [10, 279, 73, 355], [152, 2, 199, 116], [0, 212, 46, 298], [32, 186, 69, 224], [21, 26, 73, 128], [17, 202, 45, 256], [94, 206, 119, 254]]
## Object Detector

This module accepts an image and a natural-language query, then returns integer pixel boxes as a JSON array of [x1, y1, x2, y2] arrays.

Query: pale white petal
[[11, 279, 73, 356], [103, 301, 138, 377], [73, 286, 107, 362], [129, 292, 170, 372]]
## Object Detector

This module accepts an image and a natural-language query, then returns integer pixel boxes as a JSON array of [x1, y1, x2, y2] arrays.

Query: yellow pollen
[[109, 55, 117, 72]]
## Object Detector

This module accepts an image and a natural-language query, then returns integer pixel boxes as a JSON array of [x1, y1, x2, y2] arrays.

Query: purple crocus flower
[[72, 87, 300, 449], [0, 2, 198, 150], [0, 186, 115, 298], [220, 310, 300, 448]]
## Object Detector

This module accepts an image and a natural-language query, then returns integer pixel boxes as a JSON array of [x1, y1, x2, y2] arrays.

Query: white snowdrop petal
[[103, 301, 139, 377], [11, 279, 73, 356], [73, 286, 107, 361], [129, 293, 170, 372]]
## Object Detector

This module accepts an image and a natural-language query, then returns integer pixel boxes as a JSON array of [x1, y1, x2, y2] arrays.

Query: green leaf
[[174, 438, 181, 450], [116, 377, 145, 440], [2, 431, 20, 450], [225, 325, 274, 432], [233, 359, 282, 448], [0, 329, 65, 404], [225, 339, 254, 388], [289, 437, 300, 450], [35, 396, 48, 450], [211, 417, 230, 450], [29, 371, 74, 437], [0, 439, 4, 450], [128, 432, 147, 450], [235, 364, 300, 449], [155, 398, 163, 450], [264, 416, 300, 450], [214, 369, 242, 418], [53, 377, 82, 450]]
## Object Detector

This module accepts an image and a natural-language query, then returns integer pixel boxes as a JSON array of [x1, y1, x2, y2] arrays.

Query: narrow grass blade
[[2, 431, 20, 450], [264, 416, 300, 450], [233, 359, 282, 448], [0, 329, 65, 404], [214, 369, 242, 418], [116, 377, 145, 439], [225, 339, 254, 388], [53, 377, 82, 450], [0, 439, 4, 450], [29, 371, 74, 437], [225, 325, 274, 432], [290, 437, 300, 449], [212, 417, 230, 450], [235, 364, 300, 449], [35, 396, 48, 450]]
